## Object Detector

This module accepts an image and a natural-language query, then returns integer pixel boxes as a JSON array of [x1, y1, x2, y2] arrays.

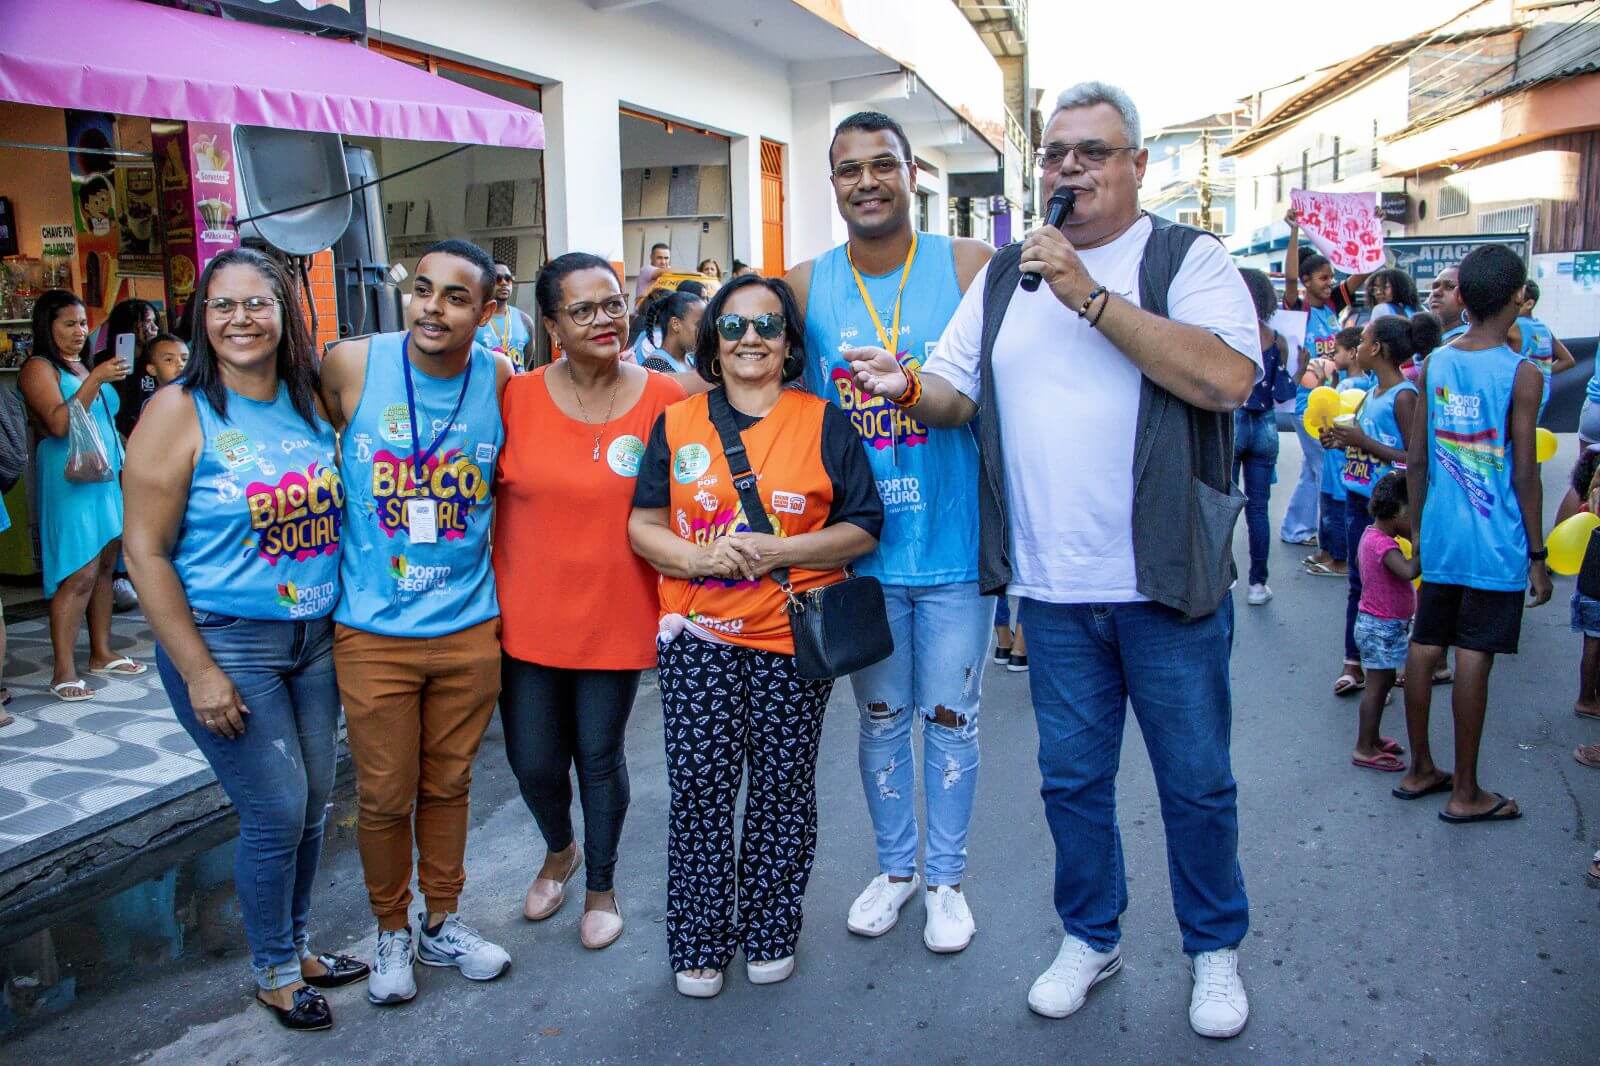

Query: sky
[[1030, 0, 1474, 133]]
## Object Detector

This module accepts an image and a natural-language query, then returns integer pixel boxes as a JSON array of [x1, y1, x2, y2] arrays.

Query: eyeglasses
[[203, 296, 280, 318], [1034, 142, 1139, 171], [714, 312, 786, 341], [561, 295, 630, 325], [831, 156, 910, 185]]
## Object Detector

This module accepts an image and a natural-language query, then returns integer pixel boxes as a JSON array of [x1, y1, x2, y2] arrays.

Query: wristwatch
[[1529, 547, 1549, 562]]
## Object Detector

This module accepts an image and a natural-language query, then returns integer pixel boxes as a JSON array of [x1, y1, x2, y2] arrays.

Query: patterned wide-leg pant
[[658, 633, 833, 973]]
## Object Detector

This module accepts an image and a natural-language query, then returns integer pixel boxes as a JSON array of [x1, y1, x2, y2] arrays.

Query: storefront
[[0, 0, 542, 583], [618, 109, 733, 287]]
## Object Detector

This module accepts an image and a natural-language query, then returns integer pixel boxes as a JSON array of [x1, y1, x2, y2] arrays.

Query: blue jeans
[[1319, 491, 1348, 564], [1020, 597, 1248, 954], [1344, 491, 1374, 662], [993, 593, 1011, 630], [1280, 420, 1322, 543], [1233, 409, 1279, 586], [156, 613, 340, 991], [851, 582, 992, 885]]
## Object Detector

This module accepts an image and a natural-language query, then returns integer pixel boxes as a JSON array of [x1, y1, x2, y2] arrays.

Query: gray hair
[[1050, 81, 1142, 148]]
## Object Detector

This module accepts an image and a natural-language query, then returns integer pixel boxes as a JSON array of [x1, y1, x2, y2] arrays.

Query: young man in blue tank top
[[786, 112, 995, 954], [474, 262, 537, 371], [320, 240, 517, 1004], [1400, 243, 1552, 824]]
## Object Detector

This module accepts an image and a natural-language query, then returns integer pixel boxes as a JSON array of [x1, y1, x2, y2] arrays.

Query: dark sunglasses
[[714, 312, 786, 341]]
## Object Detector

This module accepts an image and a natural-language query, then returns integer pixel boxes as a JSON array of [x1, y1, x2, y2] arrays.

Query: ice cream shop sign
[[152, 120, 240, 324]]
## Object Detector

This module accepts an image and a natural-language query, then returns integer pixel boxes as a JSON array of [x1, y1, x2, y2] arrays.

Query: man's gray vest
[[975, 214, 1244, 620]]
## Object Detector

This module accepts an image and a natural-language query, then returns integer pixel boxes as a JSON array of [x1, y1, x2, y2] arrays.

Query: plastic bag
[[64, 399, 113, 484]]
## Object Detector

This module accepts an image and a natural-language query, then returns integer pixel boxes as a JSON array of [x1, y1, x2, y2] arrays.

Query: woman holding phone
[[19, 290, 146, 702]]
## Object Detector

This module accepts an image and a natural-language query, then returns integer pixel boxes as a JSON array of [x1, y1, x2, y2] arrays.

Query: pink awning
[[0, 0, 544, 149]]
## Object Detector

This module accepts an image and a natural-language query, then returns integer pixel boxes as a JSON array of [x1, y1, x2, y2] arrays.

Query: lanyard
[[846, 230, 918, 355], [400, 335, 473, 481], [484, 313, 508, 349]]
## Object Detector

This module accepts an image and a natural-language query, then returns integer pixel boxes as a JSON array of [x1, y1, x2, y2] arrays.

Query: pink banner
[[1289, 189, 1384, 274]]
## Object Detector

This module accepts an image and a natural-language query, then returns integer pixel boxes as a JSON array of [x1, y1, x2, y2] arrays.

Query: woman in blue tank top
[[123, 249, 367, 1031], [1325, 314, 1433, 695]]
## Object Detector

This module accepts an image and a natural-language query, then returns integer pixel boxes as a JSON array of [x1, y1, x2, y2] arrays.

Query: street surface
[[7, 441, 1597, 1065]]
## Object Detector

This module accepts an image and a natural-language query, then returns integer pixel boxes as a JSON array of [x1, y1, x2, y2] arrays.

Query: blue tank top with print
[[803, 233, 976, 585], [176, 386, 343, 620], [1422, 343, 1527, 591], [475, 310, 532, 372], [1340, 378, 1417, 497], [335, 332, 503, 637]]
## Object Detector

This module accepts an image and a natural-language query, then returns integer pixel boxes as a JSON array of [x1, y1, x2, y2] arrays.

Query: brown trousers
[[335, 618, 501, 930]]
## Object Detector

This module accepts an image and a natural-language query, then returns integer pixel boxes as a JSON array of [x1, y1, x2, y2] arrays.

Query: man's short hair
[[1523, 279, 1541, 305], [422, 238, 496, 302], [829, 111, 912, 166], [1458, 244, 1526, 322], [650, 242, 670, 255], [1050, 81, 1142, 148]]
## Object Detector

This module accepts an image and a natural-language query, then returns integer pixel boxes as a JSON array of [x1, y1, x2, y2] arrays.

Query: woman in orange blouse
[[492, 252, 685, 951], [629, 274, 882, 997]]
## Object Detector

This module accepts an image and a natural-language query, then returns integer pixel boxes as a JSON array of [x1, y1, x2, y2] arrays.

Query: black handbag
[[705, 388, 893, 681], [1579, 529, 1600, 600]]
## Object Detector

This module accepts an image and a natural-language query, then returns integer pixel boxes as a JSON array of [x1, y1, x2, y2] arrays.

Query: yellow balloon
[[1547, 511, 1600, 575], [1303, 386, 1341, 436], [1394, 535, 1421, 588], [1340, 388, 1366, 414], [1536, 427, 1558, 464]]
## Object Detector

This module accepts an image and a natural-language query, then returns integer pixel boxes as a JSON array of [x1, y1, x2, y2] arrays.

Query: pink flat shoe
[[579, 896, 623, 950], [523, 848, 582, 921]]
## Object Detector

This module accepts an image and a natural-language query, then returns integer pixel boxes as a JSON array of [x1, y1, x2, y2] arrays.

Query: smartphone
[[115, 333, 136, 366]]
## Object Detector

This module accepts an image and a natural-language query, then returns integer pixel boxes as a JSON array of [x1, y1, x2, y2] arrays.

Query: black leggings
[[499, 655, 641, 893]]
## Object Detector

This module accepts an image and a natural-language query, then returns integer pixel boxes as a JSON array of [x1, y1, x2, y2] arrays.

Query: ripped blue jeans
[[849, 582, 992, 886]]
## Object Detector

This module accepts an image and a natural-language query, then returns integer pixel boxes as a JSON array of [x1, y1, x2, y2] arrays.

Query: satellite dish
[[233, 126, 352, 255]]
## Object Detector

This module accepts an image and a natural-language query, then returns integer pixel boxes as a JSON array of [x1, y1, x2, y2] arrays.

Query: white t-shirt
[[924, 215, 1261, 604]]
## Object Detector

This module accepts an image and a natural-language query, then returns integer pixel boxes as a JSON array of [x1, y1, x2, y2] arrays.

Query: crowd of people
[[2, 73, 1593, 1037]]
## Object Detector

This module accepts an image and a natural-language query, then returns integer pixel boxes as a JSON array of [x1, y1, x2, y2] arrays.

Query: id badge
[[406, 498, 438, 544]]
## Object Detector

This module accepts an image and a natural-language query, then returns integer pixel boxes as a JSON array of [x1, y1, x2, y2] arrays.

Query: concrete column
[[540, 80, 624, 262]]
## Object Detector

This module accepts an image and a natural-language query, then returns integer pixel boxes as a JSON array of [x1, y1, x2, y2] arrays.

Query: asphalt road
[[9, 437, 1599, 1065]]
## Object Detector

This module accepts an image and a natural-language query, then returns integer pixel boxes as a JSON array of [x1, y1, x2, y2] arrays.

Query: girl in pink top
[[1353, 472, 1420, 771]]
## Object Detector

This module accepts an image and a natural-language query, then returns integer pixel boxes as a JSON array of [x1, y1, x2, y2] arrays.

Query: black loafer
[[255, 986, 333, 1031], [302, 952, 371, 989]]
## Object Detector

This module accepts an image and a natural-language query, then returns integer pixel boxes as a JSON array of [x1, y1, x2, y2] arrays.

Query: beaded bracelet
[[1087, 290, 1111, 329], [891, 364, 923, 408], [1076, 285, 1107, 318]]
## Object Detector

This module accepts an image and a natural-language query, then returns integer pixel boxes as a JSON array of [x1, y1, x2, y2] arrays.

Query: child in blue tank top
[[1400, 243, 1551, 825]]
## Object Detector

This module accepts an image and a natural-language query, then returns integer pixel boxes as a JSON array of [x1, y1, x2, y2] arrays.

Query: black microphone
[[1020, 188, 1077, 292]]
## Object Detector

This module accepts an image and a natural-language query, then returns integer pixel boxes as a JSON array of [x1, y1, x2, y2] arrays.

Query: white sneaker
[[367, 926, 417, 1005], [416, 915, 511, 981], [746, 955, 795, 985], [922, 886, 975, 954], [1189, 949, 1249, 1038], [675, 969, 724, 998], [1247, 583, 1272, 606], [1028, 934, 1122, 1019], [846, 873, 920, 937]]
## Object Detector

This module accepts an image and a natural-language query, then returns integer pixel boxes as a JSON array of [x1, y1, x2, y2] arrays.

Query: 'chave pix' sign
[[1290, 189, 1384, 274]]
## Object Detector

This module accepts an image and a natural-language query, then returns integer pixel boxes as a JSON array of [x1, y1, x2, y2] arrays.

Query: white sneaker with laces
[[416, 915, 511, 981], [1188, 948, 1249, 1038], [1028, 934, 1122, 1019], [367, 926, 416, 1005], [922, 885, 975, 954], [1247, 583, 1272, 606], [846, 873, 920, 937]]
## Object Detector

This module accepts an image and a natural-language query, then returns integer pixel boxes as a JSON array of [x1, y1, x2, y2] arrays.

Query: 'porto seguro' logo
[[829, 364, 929, 450], [388, 554, 453, 594], [371, 449, 491, 539], [245, 464, 344, 563], [274, 579, 337, 619]]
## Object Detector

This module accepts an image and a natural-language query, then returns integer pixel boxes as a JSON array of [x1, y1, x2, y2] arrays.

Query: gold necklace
[[567, 360, 621, 461]]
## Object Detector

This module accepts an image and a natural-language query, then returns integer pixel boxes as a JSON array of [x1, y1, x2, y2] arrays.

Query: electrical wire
[[230, 143, 472, 228]]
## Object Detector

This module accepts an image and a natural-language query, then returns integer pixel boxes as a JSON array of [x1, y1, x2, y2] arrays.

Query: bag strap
[[705, 388, 792, 590]]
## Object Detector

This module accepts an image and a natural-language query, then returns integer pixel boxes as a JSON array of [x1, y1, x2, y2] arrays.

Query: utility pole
[[1198, 126, 1213, 232]]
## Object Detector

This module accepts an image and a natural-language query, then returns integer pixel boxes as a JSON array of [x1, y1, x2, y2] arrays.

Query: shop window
[[619, 111, 731, 290]]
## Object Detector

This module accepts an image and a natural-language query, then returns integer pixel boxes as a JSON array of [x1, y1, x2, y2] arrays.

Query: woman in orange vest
[[629, 274, 882, 999]]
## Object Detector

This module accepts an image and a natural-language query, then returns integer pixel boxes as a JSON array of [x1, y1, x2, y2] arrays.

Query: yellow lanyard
[[846, 231, 918, 355], [485, 312, 508, 349]]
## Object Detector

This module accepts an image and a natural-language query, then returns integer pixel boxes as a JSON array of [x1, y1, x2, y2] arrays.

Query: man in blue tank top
[[474, 262, 537, 371], [786, 112, 995, 955], [1401, 243, 1551, 824], [320, 240, 517, 1005], [1428, 266, 1469, 346]]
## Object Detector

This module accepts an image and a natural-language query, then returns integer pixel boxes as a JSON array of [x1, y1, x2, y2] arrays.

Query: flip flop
[[1333, 671, 1365, 696], [1353, 751, 1406, 772], [1305, 561, 1345, 577], [88, 657, 148, 677], [1574, 744, 1600, 769], [1576, 706, 1600, 722], [1379, 737, 1404, 756], [1392, 774, 1453, 800], [1438, 793, 1521, 824], [1587, 851, 1600, 889], [51, 681, 95, 703], [1432, 668, 1454, 686]]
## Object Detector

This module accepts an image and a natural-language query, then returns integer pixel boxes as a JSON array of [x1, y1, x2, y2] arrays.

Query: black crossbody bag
[[706, 388, 893, 680]]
